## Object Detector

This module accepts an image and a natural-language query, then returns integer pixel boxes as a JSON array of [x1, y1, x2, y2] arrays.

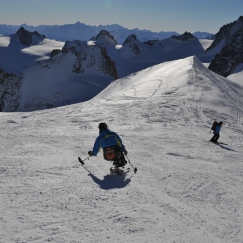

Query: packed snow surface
[[1, 56, 243, 243]]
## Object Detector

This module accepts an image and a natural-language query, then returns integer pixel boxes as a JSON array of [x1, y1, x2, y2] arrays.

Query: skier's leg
[[214, 134, 220, 142], [211, 134, 216, 142], [119, 152, 127, 167]]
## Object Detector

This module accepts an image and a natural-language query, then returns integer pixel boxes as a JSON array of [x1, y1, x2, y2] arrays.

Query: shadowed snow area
[[1, 56, 243, 242], [0, 37, 64, 74]]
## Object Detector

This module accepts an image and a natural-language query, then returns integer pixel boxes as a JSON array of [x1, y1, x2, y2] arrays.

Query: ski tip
[[78, 157, 84, 165]]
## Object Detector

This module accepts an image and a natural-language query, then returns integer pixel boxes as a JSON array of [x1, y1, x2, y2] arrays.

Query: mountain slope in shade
[[208, 17, 243, 77], [1, 56, 243, 243]]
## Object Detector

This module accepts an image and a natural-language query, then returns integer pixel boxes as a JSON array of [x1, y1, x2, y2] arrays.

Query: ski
[[108, 167, 130, 176], [213, 142, 228, 145], [78, 156, 131, 177]]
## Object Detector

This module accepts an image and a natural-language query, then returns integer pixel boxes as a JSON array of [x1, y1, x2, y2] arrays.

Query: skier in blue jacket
[[211, 121, 223, 142], [88, 123, 128, 167]]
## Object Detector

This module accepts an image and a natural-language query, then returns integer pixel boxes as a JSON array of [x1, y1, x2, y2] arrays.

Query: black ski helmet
[[98, 123, 108, 131]]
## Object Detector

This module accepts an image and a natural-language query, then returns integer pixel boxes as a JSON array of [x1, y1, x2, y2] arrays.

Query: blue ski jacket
[[214, 123, 221, 134], [91, 129, 126, 156]]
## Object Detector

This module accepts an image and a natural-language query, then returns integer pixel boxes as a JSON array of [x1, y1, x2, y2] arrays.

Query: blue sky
[[1, 0, 243, 33]]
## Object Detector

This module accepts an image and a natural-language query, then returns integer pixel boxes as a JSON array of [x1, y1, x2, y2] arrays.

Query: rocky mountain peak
[[95, 30, 118, 45], [122, 34, 137, 45], [122, 34, 141, 55], [15, 27, 45, 46], [171, 32, 196, 41]]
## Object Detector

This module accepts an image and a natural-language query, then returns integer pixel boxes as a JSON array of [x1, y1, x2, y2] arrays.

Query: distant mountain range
[[0, 22, 214, 43]]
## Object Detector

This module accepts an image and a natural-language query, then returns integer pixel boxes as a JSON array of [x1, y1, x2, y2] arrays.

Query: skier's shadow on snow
[[82, 166, 131, 190], [215, 143, 237, 152]]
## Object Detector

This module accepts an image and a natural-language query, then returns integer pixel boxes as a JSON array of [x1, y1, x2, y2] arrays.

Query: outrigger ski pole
[[78, 156, 90, 165], [125, 154, 137, 174]]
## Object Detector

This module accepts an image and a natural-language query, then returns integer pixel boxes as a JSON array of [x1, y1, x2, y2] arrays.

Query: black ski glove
[[88, 151, 93, 156], [123, 149, 128, 155]]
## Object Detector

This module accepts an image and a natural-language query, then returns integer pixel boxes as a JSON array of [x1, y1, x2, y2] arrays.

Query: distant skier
[[88, 123, 128, 168], [211, 121, 223, 142]]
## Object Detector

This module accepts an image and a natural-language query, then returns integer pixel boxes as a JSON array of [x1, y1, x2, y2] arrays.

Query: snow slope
[[1, 56, 243, 243], [228, 64, 243, 87]]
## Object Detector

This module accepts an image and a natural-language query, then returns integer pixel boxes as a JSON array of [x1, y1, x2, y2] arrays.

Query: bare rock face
[[99, 46, 119, 79], [50, 49, 61, 58], [15, 27, 46, 46], [0, 69, 21, 111], [123, 34, 141, 55], [144, 40, 162, 46], [171, 32, 196, 41], [208, 16, 243, 77]]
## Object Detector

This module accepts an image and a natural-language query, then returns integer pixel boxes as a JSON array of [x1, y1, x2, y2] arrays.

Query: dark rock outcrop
[[144, 40, 161, 46], [0, 69, 21, 111], [50, 49, 61, 58], [171, 32, 196, 41]]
